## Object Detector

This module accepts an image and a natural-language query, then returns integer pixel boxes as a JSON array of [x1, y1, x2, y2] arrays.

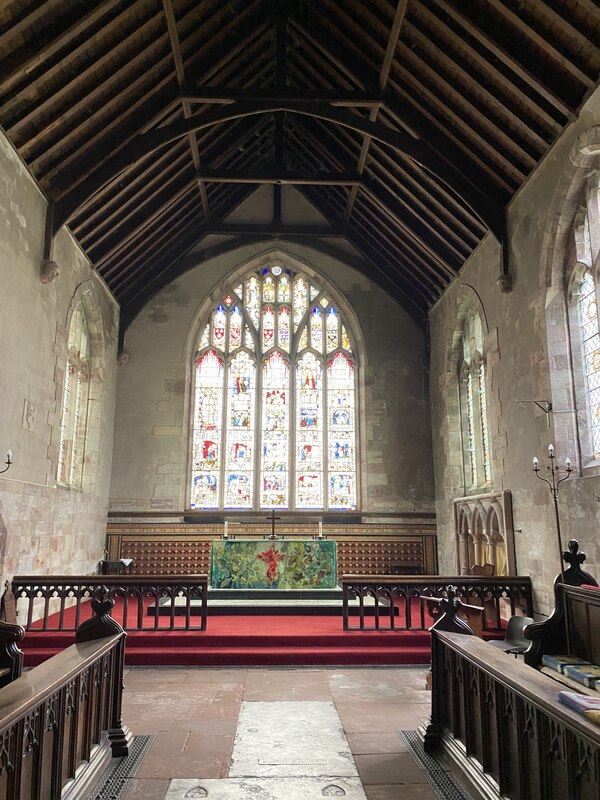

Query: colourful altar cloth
[[210, 539, 337, 589]]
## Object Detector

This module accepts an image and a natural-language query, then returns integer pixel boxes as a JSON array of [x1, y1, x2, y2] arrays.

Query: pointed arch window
[[459, 310, 491, 491], [57, 303, 91, 488], [577, 269, 600, 459], [190, 264, 358, 510]]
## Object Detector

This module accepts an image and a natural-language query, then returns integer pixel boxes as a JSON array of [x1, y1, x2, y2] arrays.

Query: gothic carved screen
[[190, 264, 358, 510]]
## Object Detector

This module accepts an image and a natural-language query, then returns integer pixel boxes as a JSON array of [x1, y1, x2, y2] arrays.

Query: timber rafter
[[0, 0, 597, 328]]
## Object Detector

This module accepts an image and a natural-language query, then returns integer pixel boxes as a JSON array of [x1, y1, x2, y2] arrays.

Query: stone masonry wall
[[429, 87, 600, 616], [0, 130, 119, 583], [110, 231, 435, 515]]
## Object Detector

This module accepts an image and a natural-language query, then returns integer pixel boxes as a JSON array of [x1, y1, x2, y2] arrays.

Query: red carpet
[[20, 599, 503, 667], [21, 599, 434, 666]]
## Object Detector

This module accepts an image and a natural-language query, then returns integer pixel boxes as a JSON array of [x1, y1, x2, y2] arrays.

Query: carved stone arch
[[180, 246, 367, 511], [49, 281, 106, 492], [444, 284, 489, 375], [542, 127, 600, 471]]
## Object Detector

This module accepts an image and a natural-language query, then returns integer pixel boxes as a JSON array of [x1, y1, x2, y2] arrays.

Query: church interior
[[1, 1, 600, 798]]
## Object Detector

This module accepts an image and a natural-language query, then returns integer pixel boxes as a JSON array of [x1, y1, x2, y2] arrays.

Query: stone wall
[[0, 131, 119, 582], [429, 87, 600, 615], [110, 199, 435, 515]]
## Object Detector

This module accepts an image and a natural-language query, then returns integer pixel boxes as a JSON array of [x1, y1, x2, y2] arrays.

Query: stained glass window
[[190, 264, 359, 509], [57, 302, 91, 488], [578, 270, 600, 458]]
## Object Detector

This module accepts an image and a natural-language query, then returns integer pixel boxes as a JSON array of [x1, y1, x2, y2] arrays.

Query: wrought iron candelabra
[[532, 444, 572, 585], [0, 450, 12, 475]]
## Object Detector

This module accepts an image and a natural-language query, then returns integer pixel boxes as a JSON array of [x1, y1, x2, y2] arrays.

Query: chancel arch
[[185, 252, 365, 512]]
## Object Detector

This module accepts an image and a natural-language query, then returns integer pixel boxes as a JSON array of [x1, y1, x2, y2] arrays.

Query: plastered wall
[[0, 131, 119, 581], [110, 193, 435, 515], [429, 87, 600, 615]]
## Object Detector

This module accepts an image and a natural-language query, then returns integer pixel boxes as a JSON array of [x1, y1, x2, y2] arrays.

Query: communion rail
[[424, 630, 600, 799], [4, 575, 208, 632], [0, 622, 128, 799], [341, 575, 533, 631]]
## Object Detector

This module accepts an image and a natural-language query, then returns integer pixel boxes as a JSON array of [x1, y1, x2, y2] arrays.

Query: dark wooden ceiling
[[1, 0, 599, 328]]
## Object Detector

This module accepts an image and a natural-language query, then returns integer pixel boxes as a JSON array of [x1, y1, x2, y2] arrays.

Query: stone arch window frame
[[51, 282, 106, 493], [457, 313, 492, 494], [184, 250, 366, 512], [567, 259, 600, 467], [541, 127, 600, 477], [566, 175, 600, 470]]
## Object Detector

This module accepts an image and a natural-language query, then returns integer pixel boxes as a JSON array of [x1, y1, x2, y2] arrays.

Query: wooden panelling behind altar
[[105, 517, 437, 578]]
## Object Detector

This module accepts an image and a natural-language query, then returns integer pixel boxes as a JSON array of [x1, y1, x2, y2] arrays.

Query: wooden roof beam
[[344, 0, 409, 222], [180, 88, 386, 106], [427, 0, 578, 120], [196, 169, 362, 185], [53, 100, 506, 240], [163, 0, 209, 222]]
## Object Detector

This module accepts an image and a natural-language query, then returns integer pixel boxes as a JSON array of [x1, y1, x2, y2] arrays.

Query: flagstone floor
[[121, 666, 439, 800]]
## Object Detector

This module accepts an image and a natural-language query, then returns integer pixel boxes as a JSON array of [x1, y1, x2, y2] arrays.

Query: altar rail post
[[0, 603, 129, 800], [341, 575, 533, 631], [3, 575, 208, 632], [424, 630, 600, 800]]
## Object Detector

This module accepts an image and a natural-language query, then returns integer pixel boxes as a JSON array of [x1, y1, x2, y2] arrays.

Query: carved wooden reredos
[[453, 489, 516, 576]]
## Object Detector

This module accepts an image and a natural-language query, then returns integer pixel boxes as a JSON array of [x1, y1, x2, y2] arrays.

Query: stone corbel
[[40, 201, 60, 284]]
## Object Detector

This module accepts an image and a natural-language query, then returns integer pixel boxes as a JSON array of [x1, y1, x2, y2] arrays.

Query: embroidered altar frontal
[[210, 539, 337, 589]]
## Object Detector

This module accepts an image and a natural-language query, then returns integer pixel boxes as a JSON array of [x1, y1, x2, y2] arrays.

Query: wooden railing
[[341, 575, 533, 631], [0, 598, 130, 800], [5, 575, 208, 632], [424, 630, 600, 800]]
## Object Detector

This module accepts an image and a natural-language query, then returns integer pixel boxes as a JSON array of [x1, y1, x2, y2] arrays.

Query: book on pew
[[558, 692, 600, 726], [542, 654, 591, 674], [563, 664, 600, 688]]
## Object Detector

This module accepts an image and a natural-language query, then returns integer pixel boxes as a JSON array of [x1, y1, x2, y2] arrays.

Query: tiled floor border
[[93, 735, 155, 800], [397, 730, 473, 800]]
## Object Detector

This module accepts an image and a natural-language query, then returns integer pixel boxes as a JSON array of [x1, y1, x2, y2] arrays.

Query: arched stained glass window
[[57, 302, 91, 488], [577, 269, 600, 458], [190, 264, 358, 510]]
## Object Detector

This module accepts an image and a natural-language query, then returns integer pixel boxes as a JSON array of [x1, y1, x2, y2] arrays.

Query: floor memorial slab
[[166, 700, 367, 799], [164, 777, 367, 799]]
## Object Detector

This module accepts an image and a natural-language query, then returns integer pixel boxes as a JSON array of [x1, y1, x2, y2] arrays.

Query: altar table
[[210, 539, 337, 589]]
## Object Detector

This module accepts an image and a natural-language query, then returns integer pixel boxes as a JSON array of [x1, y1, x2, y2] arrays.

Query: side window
[[459, 310, 491, 491], [57, 303, 91, 488]]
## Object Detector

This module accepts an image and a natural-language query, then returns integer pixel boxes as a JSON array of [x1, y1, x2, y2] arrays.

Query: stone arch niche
[[453, 490, 516, 575], [542, 126, 600, 470], [48, 281, 106, 493]]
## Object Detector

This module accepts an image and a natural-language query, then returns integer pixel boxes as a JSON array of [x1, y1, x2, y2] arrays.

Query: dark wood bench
[[524, 539, 599, 668]]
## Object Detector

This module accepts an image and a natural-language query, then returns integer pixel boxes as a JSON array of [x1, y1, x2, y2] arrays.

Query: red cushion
[[581, 584, 600, 591]]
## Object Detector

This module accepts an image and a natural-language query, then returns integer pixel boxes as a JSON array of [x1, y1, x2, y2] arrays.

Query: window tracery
[[459, 309, 491, 491], [57, 303, 91, 488], [190, 264, 357, 510]]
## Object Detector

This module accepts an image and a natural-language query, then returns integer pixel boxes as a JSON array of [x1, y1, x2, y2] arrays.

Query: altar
[[210, 539, 337, 590]]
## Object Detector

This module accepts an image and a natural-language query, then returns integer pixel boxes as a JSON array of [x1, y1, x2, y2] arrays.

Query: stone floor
[[121, 666, 439, 800]]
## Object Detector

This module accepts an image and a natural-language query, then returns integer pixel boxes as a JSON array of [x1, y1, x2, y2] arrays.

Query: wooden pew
[[0, 597, 130, 800], [424, 629, 600, 800], [524, 539, 599, 668]]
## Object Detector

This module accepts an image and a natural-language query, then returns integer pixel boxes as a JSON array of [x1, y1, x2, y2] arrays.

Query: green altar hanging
[[210, 539, 337, 590]]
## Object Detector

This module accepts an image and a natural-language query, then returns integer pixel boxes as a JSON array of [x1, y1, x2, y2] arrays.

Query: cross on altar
[[266, 509, 281, 539]]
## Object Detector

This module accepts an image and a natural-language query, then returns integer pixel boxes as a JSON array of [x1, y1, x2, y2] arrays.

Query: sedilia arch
[[542, 126, 600, 470], [180, 249, 367, 512]]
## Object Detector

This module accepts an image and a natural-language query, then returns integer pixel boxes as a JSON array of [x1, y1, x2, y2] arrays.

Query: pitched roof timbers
[[343, 0, 409, 222], [163, 0, 210, 222]]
